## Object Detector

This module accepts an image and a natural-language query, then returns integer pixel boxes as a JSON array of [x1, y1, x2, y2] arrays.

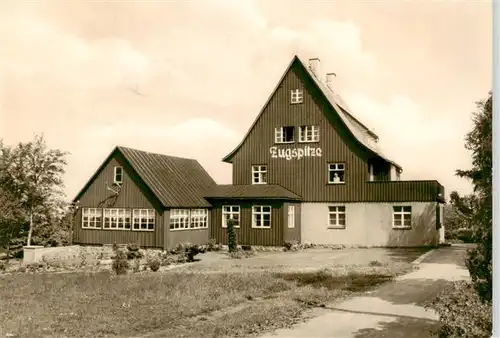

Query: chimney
[[325, 72, 336, 91], [308, 58, 320, 77]]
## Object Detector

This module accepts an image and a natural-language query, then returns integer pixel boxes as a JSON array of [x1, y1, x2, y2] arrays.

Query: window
[[169, 209, 190, 230], [222, 205, 240, 228], [393, 206, 412, 228], [114, 166, 123, 184], [328, 163, 345, 184], [103, 208, 132, 230], [287, 205, 295, 228], [252, 205, 271, 228], [190, 209, 209, 229], [290, 89, 303, 104], [275, 126, 295, 143], [299, 125, 319, 142], [252, 165, 267, 184], [82, 208, 102, 229], [133, 209, 155, 231], [328, 206, 346, 229]]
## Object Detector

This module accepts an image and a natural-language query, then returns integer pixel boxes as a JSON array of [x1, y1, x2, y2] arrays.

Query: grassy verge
[[0, 263, 412, 338], [425, 281, 491, 337]]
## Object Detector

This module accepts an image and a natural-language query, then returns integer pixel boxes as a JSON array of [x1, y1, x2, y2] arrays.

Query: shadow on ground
[[385, 247, 433, 263], [368, 278, 452, 306], [353, 317, 440, 338]]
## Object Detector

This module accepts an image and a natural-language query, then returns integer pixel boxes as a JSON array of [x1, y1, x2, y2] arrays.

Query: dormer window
[[275, 126, 295, 143], [290, 89, 303, 104], [114, 166, 123, 184]]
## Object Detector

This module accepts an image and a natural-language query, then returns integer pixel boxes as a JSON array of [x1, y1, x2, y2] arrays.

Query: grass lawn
[[0, 262, 413, 338]]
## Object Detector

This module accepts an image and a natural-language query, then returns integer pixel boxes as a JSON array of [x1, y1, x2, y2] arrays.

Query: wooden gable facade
[[72, 146, 216, 249], [223, 56, 445, 203]]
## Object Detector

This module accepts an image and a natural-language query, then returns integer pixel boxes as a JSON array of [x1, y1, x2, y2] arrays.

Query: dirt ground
[[174, 247, 430, 274]]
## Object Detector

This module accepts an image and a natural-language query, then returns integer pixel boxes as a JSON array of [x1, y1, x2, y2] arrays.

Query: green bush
[[111, 249, 129, 275], [284, 240, 299, 251], [147, 258, 161, 272], [126, 243, 143, 260], [446, 228, 475, 243], [206, 238, 220, 251], [227, 219, 237, 253], [427, 281, 491, 337], [175, 242, 203, 263]]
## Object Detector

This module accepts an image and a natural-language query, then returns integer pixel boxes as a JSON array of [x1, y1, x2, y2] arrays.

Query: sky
[[0, 0, 492, 201]]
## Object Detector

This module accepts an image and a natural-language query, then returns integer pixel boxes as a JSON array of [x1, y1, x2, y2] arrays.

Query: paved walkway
[[260, 245, 471, 338]]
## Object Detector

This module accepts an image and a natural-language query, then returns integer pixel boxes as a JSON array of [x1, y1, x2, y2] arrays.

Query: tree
[[0, 135, 69, 247], [0, 186, 26, 262], [455, 92, 492, 302]]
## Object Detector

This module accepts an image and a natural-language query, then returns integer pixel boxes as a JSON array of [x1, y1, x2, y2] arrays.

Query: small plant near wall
[[126, 243, 143, 260], [147, 257, 160, 272], [111, 248, 129, 275], [227, 219, 237, 253]]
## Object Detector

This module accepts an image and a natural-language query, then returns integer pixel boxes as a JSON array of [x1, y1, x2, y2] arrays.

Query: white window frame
[[132, 209, 155, 231], [169, 209, 191, 230], [287, 205, 295, 228], [392, 206, 412, 229], [290, 89, 303, 104], [299, 125, 319, 142], [82, 208, 102, 229], [252, 165, 267, 185], [114, 166, 123, 184], [222, 205, 240, 228], [190, 209, 209, 229], [252, 205, 271, 229], [328, 206, 346, 229], [274, 126, 295, 144], [103, 208, 132, 230], [328, 163, 345, 184]]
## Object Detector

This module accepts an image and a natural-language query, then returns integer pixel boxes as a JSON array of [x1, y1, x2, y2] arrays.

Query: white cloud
[[0, 15, 152, 90], [1, 0, 477, 199]]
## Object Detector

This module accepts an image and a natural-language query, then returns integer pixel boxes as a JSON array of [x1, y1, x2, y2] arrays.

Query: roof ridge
[[116, 145, 198, 162]]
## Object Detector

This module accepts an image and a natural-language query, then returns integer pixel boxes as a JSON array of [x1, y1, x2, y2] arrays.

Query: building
[[205, 55, 445, 247], [73, 55, 445, 249], [72, 146, 216, 249]]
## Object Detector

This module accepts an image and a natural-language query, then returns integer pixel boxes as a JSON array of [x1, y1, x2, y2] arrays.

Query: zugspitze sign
[[270, 145, 322, 160]]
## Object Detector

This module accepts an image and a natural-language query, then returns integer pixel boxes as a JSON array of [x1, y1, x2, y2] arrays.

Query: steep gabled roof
[[73, 146, 216, 208], [203, 184, 301, 201], [222, 55, 402, 171]]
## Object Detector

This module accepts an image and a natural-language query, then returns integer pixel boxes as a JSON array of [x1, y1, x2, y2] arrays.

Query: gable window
[[132, 209, 155, 231], [82, 208, 102, 229], [393, 206, 412, 229], [169, 209, 190, 230], [222, 205, 240, 228], [287, 205, 295, 228], [103, 208, 132, 230], [290, 89, 303, 104], [328, 206, 346, 229], [328, 163, 345, 184], [275, 126, 295, 143], [114, 166, 123, 184], [190, 209, 209, 229], [299, 125, 319, 142], [252, 165, 267, 184], [252, 205, 271, 228]]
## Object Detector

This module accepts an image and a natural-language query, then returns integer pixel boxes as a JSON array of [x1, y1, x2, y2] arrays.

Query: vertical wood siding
[[210, 200, 284, 246], [230, 61, 442, 203], [74, 155, 164, 248]]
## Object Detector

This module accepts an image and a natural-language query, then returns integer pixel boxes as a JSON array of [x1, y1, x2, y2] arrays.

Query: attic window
[[114, 166, 123, 184], [275, 126, 295, 143], [291, 89, 303, 104]]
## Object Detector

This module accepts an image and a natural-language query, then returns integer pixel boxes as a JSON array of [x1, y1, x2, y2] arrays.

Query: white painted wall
[[301, 202, 439, 247]]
